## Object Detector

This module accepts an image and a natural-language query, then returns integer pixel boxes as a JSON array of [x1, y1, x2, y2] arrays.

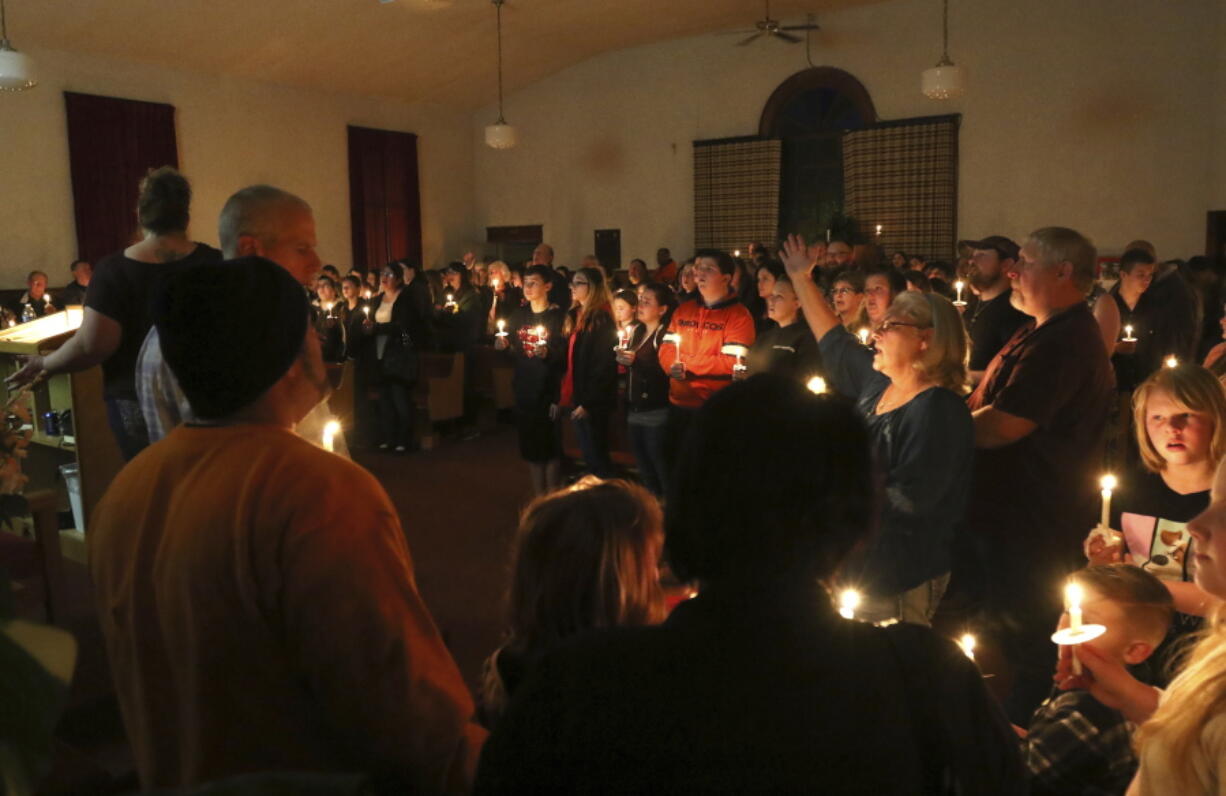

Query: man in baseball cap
[[958, 235, 1028, 383]]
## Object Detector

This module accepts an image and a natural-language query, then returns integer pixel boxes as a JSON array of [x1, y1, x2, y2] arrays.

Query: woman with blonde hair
[[560, 266, 618, 477], [780, 234, 973, 625], [485, 259, 522, 333], [480, 477, 666, 726], [1085, 364, 1226, 677]]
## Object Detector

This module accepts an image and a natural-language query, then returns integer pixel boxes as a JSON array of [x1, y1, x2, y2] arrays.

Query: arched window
[[759, 68, 876, 240]]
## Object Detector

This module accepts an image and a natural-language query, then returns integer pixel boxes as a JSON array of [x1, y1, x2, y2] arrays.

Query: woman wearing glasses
[[781, 234, 974, 625], [560, 267, 619, 477]]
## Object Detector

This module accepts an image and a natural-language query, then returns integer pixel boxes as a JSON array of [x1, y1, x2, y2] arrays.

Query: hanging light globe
[[0, 0, 37, 93], [485, 120, 517, 150], [0, 42, 36, 92], [922, 58, 965, 100]]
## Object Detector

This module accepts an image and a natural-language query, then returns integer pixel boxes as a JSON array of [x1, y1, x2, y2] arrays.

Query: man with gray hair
[[962, 226, 1114, 726], [136, 185, 335, 446]]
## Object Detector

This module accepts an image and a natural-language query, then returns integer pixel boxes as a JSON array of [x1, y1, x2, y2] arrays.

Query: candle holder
[[1051, 624, 1107, 676]]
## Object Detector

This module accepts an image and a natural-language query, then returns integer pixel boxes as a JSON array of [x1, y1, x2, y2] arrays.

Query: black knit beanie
[[153, 257, 309, 420]]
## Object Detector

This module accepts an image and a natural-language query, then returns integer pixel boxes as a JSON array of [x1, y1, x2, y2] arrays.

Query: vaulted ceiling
[[11, 0, 886, 108]]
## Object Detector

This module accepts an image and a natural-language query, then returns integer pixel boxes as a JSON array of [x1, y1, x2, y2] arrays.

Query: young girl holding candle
[[496, 265, 567, 495], [1063, 454, 1226, 795], [617, 284, 676, 497], [1085, 364, 1226, 677]]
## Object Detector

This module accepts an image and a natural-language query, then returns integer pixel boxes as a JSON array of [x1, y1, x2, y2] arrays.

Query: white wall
[[472, 0, 1220, 265], [0, 46, 474, 287]]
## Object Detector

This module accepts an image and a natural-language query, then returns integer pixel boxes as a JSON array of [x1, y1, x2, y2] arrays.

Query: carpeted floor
[[355, 426, 531, 689]]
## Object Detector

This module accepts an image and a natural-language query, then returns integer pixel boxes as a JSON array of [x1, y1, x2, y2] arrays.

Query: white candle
[[321, 420, 341, 453], [1066, 581, 1084, 633], [1099, 473, 1116, 528], [807, 376, 827, 394], [618, 328, 629, 349], [1123, 324, 1134, 340], [535, 324, 547, 342], [838, 589, 860, 620], [958, 633, 976, 661], [858, 327, 870, 346], [875, 224, 882, 237], [496, 319, 507, 337], [825, 228, 831, 243], [363, 306, 370, 319], [954, 280, 965, 303], [733, 249, 741, 258]]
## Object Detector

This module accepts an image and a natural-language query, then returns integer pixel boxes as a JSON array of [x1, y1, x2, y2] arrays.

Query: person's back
[[90, 424, 481, 790], [477, 586, 1019, 794], [476, 374, 1022, 794], [90, 258, 483, 791]]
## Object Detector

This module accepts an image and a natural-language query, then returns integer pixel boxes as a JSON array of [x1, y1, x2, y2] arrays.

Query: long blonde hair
[[1134, 608, 1226, 791], [1132, 364, 1226, 473], [888, 291, 969, 394], [563, 266, 613, 335]]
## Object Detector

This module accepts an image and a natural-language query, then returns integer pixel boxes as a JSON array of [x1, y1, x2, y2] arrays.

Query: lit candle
[[875, 224, 882, 237], [321, 420, 341, 453], [1165, 355, 1178, 368], [1099, 473, 1116, 528], [825, 228, 831, 243], [806, 376, 827, 394], [534, 324, 547, 342], [1066, 581, 1084, 633], [858, 327, 870, 346], [363, 289, 372, 300], [958, 633, 976, 661], [363, 306, 371, 319], [734, 249, 741, 258], [1123, 324, 1134, 341], [954, 280, 965, 304], [838, 589, 860, 620], [617, 328, 629, 350], [496, 319, 507, 338]]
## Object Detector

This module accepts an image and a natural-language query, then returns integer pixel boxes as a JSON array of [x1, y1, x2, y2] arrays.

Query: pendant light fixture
[[921, 0, 964, 100], [0, 0, 37, 93], [484, 0, 516, 150]]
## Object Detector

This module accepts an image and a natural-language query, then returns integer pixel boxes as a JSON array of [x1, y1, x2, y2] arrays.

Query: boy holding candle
[[1020, 564, 1173, 796]]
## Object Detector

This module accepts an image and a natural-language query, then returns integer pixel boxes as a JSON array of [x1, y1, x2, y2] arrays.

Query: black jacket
[[359, 290, 421, 364], [434, 285, 483, 352], [566, 310, 618, 411], [625, 323, 671, 413], [747, 320, 823, 384], [508, 304, 568, 411], [476, 586, 1025, 795]]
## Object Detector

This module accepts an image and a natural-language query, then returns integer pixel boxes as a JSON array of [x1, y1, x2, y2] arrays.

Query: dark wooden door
[[595, 229, 621, 273]]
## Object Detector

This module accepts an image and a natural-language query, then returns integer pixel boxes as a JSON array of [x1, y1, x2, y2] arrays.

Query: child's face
[[1056, 585, 1157, 666]]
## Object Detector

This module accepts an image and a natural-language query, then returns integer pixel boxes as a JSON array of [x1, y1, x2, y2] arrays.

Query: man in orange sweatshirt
[[658, 249, 756, 464]]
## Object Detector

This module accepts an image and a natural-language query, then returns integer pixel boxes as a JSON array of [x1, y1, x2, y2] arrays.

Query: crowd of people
[[12, 165, 1226, 794]]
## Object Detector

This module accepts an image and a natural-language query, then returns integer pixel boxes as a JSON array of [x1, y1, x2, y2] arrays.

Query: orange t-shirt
[[89, 423, 485, 791]]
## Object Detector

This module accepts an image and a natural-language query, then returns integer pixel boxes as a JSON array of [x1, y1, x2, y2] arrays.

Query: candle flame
[[807, 376, 827, 394], [838, 589, 860, 619], [733, 249, 741, 258], [1100, 473, 1117, 492], [1066, 581, 1083, 612], [958, 633, 976, 660], [497, 319, 506, 331], [857, 328, 870, 345], [1165, 355, 1178, 368], [954, 280, 964, 291], [875, 224, 882, 235]]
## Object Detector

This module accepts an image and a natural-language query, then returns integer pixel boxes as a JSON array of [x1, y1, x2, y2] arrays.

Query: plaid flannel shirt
[[1023, 689, 1137, 796]]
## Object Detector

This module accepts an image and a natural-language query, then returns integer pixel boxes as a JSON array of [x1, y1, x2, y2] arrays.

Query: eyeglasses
[[873, 320, 930, 335], [831, 287, 860, 296]]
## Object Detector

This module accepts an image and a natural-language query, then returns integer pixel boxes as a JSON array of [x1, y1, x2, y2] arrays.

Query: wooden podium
[[0, 308, 126, 563]]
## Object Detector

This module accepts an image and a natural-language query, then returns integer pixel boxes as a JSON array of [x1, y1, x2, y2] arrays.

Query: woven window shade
[[693, 138, 782, 252], [842, 117, 958, 261]]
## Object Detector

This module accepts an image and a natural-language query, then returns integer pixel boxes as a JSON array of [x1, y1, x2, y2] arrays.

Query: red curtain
[[63, 92, 179, 264], [347, 125, 423, 272]]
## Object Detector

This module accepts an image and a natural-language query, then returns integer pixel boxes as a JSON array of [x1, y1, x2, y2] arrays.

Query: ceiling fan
[[724, 1, 820, 46]]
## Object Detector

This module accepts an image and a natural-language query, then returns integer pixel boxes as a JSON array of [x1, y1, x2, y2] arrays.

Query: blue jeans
[[572, 410, 613, 477], [627, 408, 669, 496]]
